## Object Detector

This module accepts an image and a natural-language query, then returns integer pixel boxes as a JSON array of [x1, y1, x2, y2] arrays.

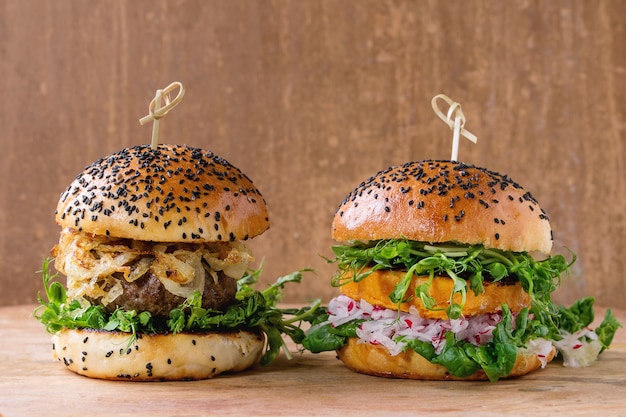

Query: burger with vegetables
[[36, 144, 315, 381], [303, 160, 620, 381]]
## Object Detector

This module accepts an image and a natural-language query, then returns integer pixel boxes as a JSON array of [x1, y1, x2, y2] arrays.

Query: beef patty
[[103, 270, 238, 317]]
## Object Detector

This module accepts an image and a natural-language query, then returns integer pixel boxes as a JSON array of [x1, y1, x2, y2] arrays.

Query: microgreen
[[34, 258, 321, 366], [302, 239, 621, 381], [329, 239, 570, 320]]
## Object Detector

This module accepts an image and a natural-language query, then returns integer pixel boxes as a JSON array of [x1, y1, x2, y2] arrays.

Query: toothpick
[[139, 82, 185, 150], [431, 94, 477, 161]]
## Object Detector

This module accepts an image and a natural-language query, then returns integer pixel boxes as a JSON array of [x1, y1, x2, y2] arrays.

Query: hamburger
[[36, 144, 314, 381], [303, 160, 620, 381]]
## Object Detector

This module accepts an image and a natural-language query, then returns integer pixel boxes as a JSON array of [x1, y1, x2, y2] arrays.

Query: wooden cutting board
[[1, 304, 624, 417]]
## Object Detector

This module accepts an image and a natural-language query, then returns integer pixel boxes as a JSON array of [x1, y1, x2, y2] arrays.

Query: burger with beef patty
[[36, 143, 314, 381], [303, 160, 620, 381]]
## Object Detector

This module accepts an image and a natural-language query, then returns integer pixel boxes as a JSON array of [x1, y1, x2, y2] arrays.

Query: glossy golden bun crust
[[332, 160, 553, 254], [56, 144, 269, 243], [52, 328, 264, 381], [337, 338, 556, 380]]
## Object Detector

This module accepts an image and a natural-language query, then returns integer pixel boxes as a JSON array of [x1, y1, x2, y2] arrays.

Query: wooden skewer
[[431, 94, 477, 161], [139, 82, 186, 150]]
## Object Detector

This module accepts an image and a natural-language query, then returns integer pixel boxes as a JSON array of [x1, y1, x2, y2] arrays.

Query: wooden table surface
[[1, 304, 625, 417]]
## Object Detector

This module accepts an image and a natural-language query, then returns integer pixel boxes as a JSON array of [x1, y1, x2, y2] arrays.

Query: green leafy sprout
[[301, 239, 621, 381], [329, 239, 571, 321], [34, 258, 322, 366]]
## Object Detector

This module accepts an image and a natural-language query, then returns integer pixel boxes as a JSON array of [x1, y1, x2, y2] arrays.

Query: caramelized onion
[[53, 228, 253, 305]]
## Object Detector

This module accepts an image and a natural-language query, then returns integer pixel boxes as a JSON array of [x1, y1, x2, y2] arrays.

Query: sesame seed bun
[[49, 144, 270, 381], [52, 328, 264, 381], [55, 144, 269, 243], [327, 160, 558, 381], [332, 160, 552, 254]]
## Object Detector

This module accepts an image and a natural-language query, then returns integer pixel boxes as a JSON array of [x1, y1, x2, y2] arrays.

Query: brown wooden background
[[1, 1, 624, 309]]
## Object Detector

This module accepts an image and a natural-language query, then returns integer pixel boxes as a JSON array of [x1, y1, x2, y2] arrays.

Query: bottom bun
[[337, 338, 556, 381], [52, 328, 265, 381]]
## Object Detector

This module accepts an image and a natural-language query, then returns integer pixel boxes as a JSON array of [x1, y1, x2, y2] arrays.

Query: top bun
[[56, 144, 270, 242], [332, 160, 552, 254]]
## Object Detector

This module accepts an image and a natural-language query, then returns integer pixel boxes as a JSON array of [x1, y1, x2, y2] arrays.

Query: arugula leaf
[[480, 305, 519, 380], [303, 304, 524, 381], [556, 297, 595, 334], [301, 316, 361, 353], [431, 332, 482, 377], [549, 297, 622, 353], [398, 337, 436, 361], [596, 309, 621, 352], [305, 236, 621, 380], [301, 294, 620, 382], [34, 258, 321, 366]]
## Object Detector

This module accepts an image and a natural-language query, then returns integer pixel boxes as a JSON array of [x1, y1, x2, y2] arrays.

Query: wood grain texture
[[1, 304, 625, 417], [0, 1, 624, 307]]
